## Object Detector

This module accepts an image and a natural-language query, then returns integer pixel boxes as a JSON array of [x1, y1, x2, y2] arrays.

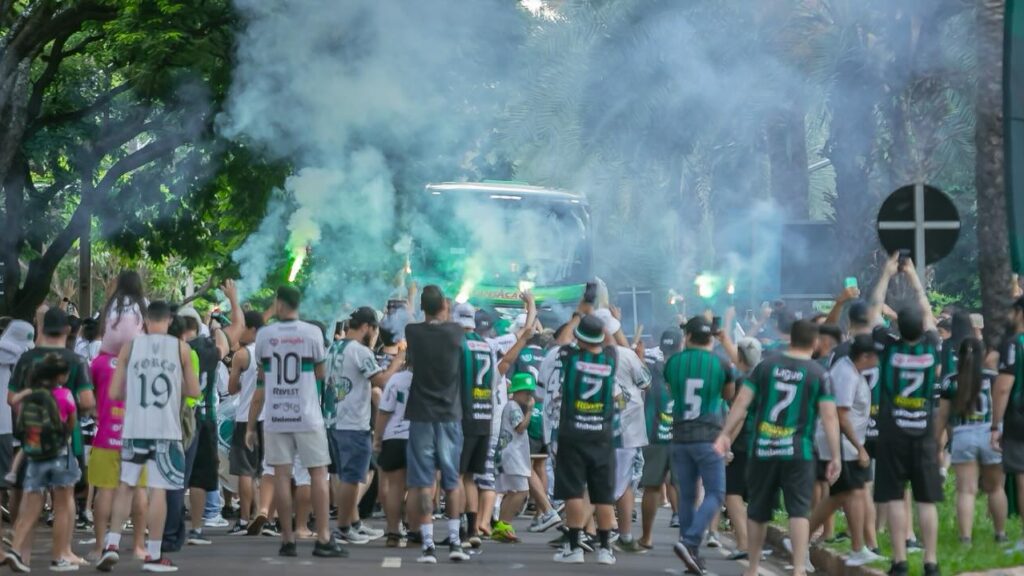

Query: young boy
[[6, 353, 81, 572], [493, 373, 540, 543]]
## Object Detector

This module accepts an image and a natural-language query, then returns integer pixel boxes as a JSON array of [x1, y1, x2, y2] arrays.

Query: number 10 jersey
[[124, 334, 183, 441]]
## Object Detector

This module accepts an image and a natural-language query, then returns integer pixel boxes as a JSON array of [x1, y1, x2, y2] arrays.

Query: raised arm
[[498, 292, 538, 375], [903, 258, 937, 331], [868, 252, 900, 326], [826, 286, 860, 326], [221, 280, 246, 351]]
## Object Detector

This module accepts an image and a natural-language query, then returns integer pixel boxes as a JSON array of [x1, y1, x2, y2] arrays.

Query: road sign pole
[[915, 183, 926, 280]]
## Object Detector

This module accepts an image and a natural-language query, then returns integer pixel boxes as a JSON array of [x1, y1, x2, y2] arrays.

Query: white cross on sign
[[877, 183, 961, 279]]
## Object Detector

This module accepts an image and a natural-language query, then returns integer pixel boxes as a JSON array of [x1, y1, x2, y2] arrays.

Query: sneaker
[[468, 535, 483, 548], [597, 547, 616, 566], [312, 539, 349, 558], [674, 542, 704, 575], [262, 522, 281, 537], [614, 537, 647, 554], [923, 563, 940, 576], [279, 542, 297, 557], [553, 500, 566, 514], [906, 539, 923, 553], [141, 556, 178, 573], [227, 522, 248, 536], [888, 561, 910, 576], [783, 537, 815, 574], [492, 521, 518, 543], [553, 545, 585, 564], [847, 547, 884, 567], [706, 532, 722, 548], [94, 547, 119, 572], [548, 532, 568, 548], [355, 524, 385, 541], [247, 514, 267, 536], [50, 558, 80, 572], [186, 530, 211, 546], [333, 528, 369, 545], [529, 510, 561, 533], [727, 550, 749, 561], [385, 533, 404, 548], [203, 515, 230, 529], [669, 513, 679, 528], [6, 550, 30, 573], [1007, 540, 1024, 554], [579, 533, 596, 553], [825, 532, 850, 544], [417, 547, 438, 564], [608, 530, 620, 544], [448, 543, 470, 562], [995, 533, 1009, 544], [406, 531, 423, 546]]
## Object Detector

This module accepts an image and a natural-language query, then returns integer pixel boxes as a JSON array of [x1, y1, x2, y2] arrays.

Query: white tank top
[[123, 334, 183, 441], [235, 344, 259, 423]]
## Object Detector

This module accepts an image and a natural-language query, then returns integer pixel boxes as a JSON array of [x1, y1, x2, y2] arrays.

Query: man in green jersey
[[993, 296, 1024, 554], [665, 316, 735, 575], [872, 256, 943, 576], [715, 320, 841, 576]]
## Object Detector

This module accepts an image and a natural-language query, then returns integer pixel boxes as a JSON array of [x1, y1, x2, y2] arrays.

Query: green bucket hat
[[509, 372, 537, 394]]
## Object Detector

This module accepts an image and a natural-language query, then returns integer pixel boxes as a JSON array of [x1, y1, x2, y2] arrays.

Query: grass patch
[[769, 477, 1024, 575]]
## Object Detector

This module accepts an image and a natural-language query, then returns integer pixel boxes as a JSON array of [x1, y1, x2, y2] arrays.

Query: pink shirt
[[52, 387, 75, 423], [90, 352, 124, 450]]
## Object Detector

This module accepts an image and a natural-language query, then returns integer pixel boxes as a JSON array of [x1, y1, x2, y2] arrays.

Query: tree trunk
[[976, 0, 1013, 346], [767, 100, 810, 221], [78, 225, 91, 318]]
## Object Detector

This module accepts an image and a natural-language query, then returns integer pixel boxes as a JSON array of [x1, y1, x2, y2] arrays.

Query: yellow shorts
[[88, 447, 146, 489]]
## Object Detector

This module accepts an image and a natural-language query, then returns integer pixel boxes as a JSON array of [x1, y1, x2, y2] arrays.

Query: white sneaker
[[1007, 540, 1024, 555], [529, 510, 562, 533], [553, 545, 585, 564], [597, 548, 616, 566], [846, 547, 884, 567], [203, 515, 230, 529], [355, 525, 385, 541], [706, 532, 722, 548], [783, 537, 815, 574], [335, 528, 370, 545]]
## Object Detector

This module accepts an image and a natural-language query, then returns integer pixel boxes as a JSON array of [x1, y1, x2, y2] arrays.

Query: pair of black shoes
[[279, 539, 349, 558], [889, 562, 940, 576]]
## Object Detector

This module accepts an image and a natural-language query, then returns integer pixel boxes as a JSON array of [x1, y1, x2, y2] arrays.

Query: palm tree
[[975, 0, 1013, 344]]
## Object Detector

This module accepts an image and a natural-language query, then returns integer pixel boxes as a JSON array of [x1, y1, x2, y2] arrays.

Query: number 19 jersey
[[745, 354, 832, 460], [256, 320, 326, 433], [124, 334, 183, 441]]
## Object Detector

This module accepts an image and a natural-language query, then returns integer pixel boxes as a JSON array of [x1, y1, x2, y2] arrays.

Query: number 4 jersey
[[745, 354, 833, 460], [123, 334, 184, 441]]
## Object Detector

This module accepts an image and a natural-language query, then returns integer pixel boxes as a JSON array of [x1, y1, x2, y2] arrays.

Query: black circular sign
[[876, 184, 961, 266]]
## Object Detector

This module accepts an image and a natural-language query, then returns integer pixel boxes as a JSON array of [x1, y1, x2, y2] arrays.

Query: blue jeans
[[671, 442, 726, 547], [406, 421, 463, 491], [204, 485, 223, 520], [162, 432, 200, 552]]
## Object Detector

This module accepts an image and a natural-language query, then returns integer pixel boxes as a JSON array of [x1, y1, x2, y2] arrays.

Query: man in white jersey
[[245, 286, 346, 558], [227, 310, 265, 535], [96, 301, 200, 573]]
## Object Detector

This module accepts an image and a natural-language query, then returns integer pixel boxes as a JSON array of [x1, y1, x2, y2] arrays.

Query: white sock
[[421, 523, 434, 549], [104, 532, 122, 550], [448, 518, 461, 544], [146, 540, 161, 561]]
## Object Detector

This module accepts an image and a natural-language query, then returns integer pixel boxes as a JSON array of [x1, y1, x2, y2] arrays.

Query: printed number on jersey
[[683, 378, 703, 420], [769, 382, 798, 421], [138, 373, 172, 409], [273, 352, 301, 385]]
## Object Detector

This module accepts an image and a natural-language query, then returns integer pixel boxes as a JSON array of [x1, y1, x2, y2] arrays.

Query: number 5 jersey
[[123, 334, 184, 441]]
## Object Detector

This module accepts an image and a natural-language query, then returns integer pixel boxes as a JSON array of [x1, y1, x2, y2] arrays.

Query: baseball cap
[[594, 308, 621, 336], [454, 302, 476, 330], [847, 299, 870, 325], [659, 327, 683, 354], [683, 315, 712, 336], [851, 333, 884, 356], [474, 309, 494, 332], [42, 308, 69, 336], [509, 372, 537, 394], [574, 314, 606, 345], [349, 306, 379, 328]]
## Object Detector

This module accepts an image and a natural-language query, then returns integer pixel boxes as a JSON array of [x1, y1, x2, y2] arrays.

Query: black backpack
[[14, 388, 68, 461]]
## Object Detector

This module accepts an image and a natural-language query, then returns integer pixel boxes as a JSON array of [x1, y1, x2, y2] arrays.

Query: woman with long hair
[[98, 271, 146, 356], [937, 337, 1009, 544]]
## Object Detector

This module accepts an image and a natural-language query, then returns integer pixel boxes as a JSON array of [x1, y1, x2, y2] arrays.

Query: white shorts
[[614, 447, 638, 501], [496, 474, 529, 494], [264, 430, 330, 469], [121, 440, 186, 491], [263, 455, 311, 487]]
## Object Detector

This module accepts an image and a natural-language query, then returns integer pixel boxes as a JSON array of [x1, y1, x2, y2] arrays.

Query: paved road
[[50, 508, 792, 575]]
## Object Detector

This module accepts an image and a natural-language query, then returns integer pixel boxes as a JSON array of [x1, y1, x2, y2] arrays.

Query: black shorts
[[725, 449, 748, 497], [530, 437, 548, 457], [378, 439, 407, 472], [229, 422, 262, 478], [639, 444, 673, 488], [874, 434, 943, 504], [746, 458, 815, 523], [553, 439, 615, 505], [832, 461, 870, 495], [460, 433, 490, 475], [188, 418, 219, 491]]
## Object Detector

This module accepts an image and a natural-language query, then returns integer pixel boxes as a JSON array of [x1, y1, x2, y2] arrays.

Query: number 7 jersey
[[124, 334, 184, 441], [745, 354, 833, 460], [877, 332, 940, 438]]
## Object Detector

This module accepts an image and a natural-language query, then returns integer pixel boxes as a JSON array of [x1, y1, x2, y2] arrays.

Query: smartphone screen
[[845, 277, 858, 289], [584, 281, 598, 304], [711, 316, 722, 334]]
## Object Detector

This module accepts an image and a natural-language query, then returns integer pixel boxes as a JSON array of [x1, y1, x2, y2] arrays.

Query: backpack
[[14, 388, 68, 461]]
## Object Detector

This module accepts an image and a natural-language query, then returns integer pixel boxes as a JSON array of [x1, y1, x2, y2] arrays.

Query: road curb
[[764, 524, 886, 576]]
